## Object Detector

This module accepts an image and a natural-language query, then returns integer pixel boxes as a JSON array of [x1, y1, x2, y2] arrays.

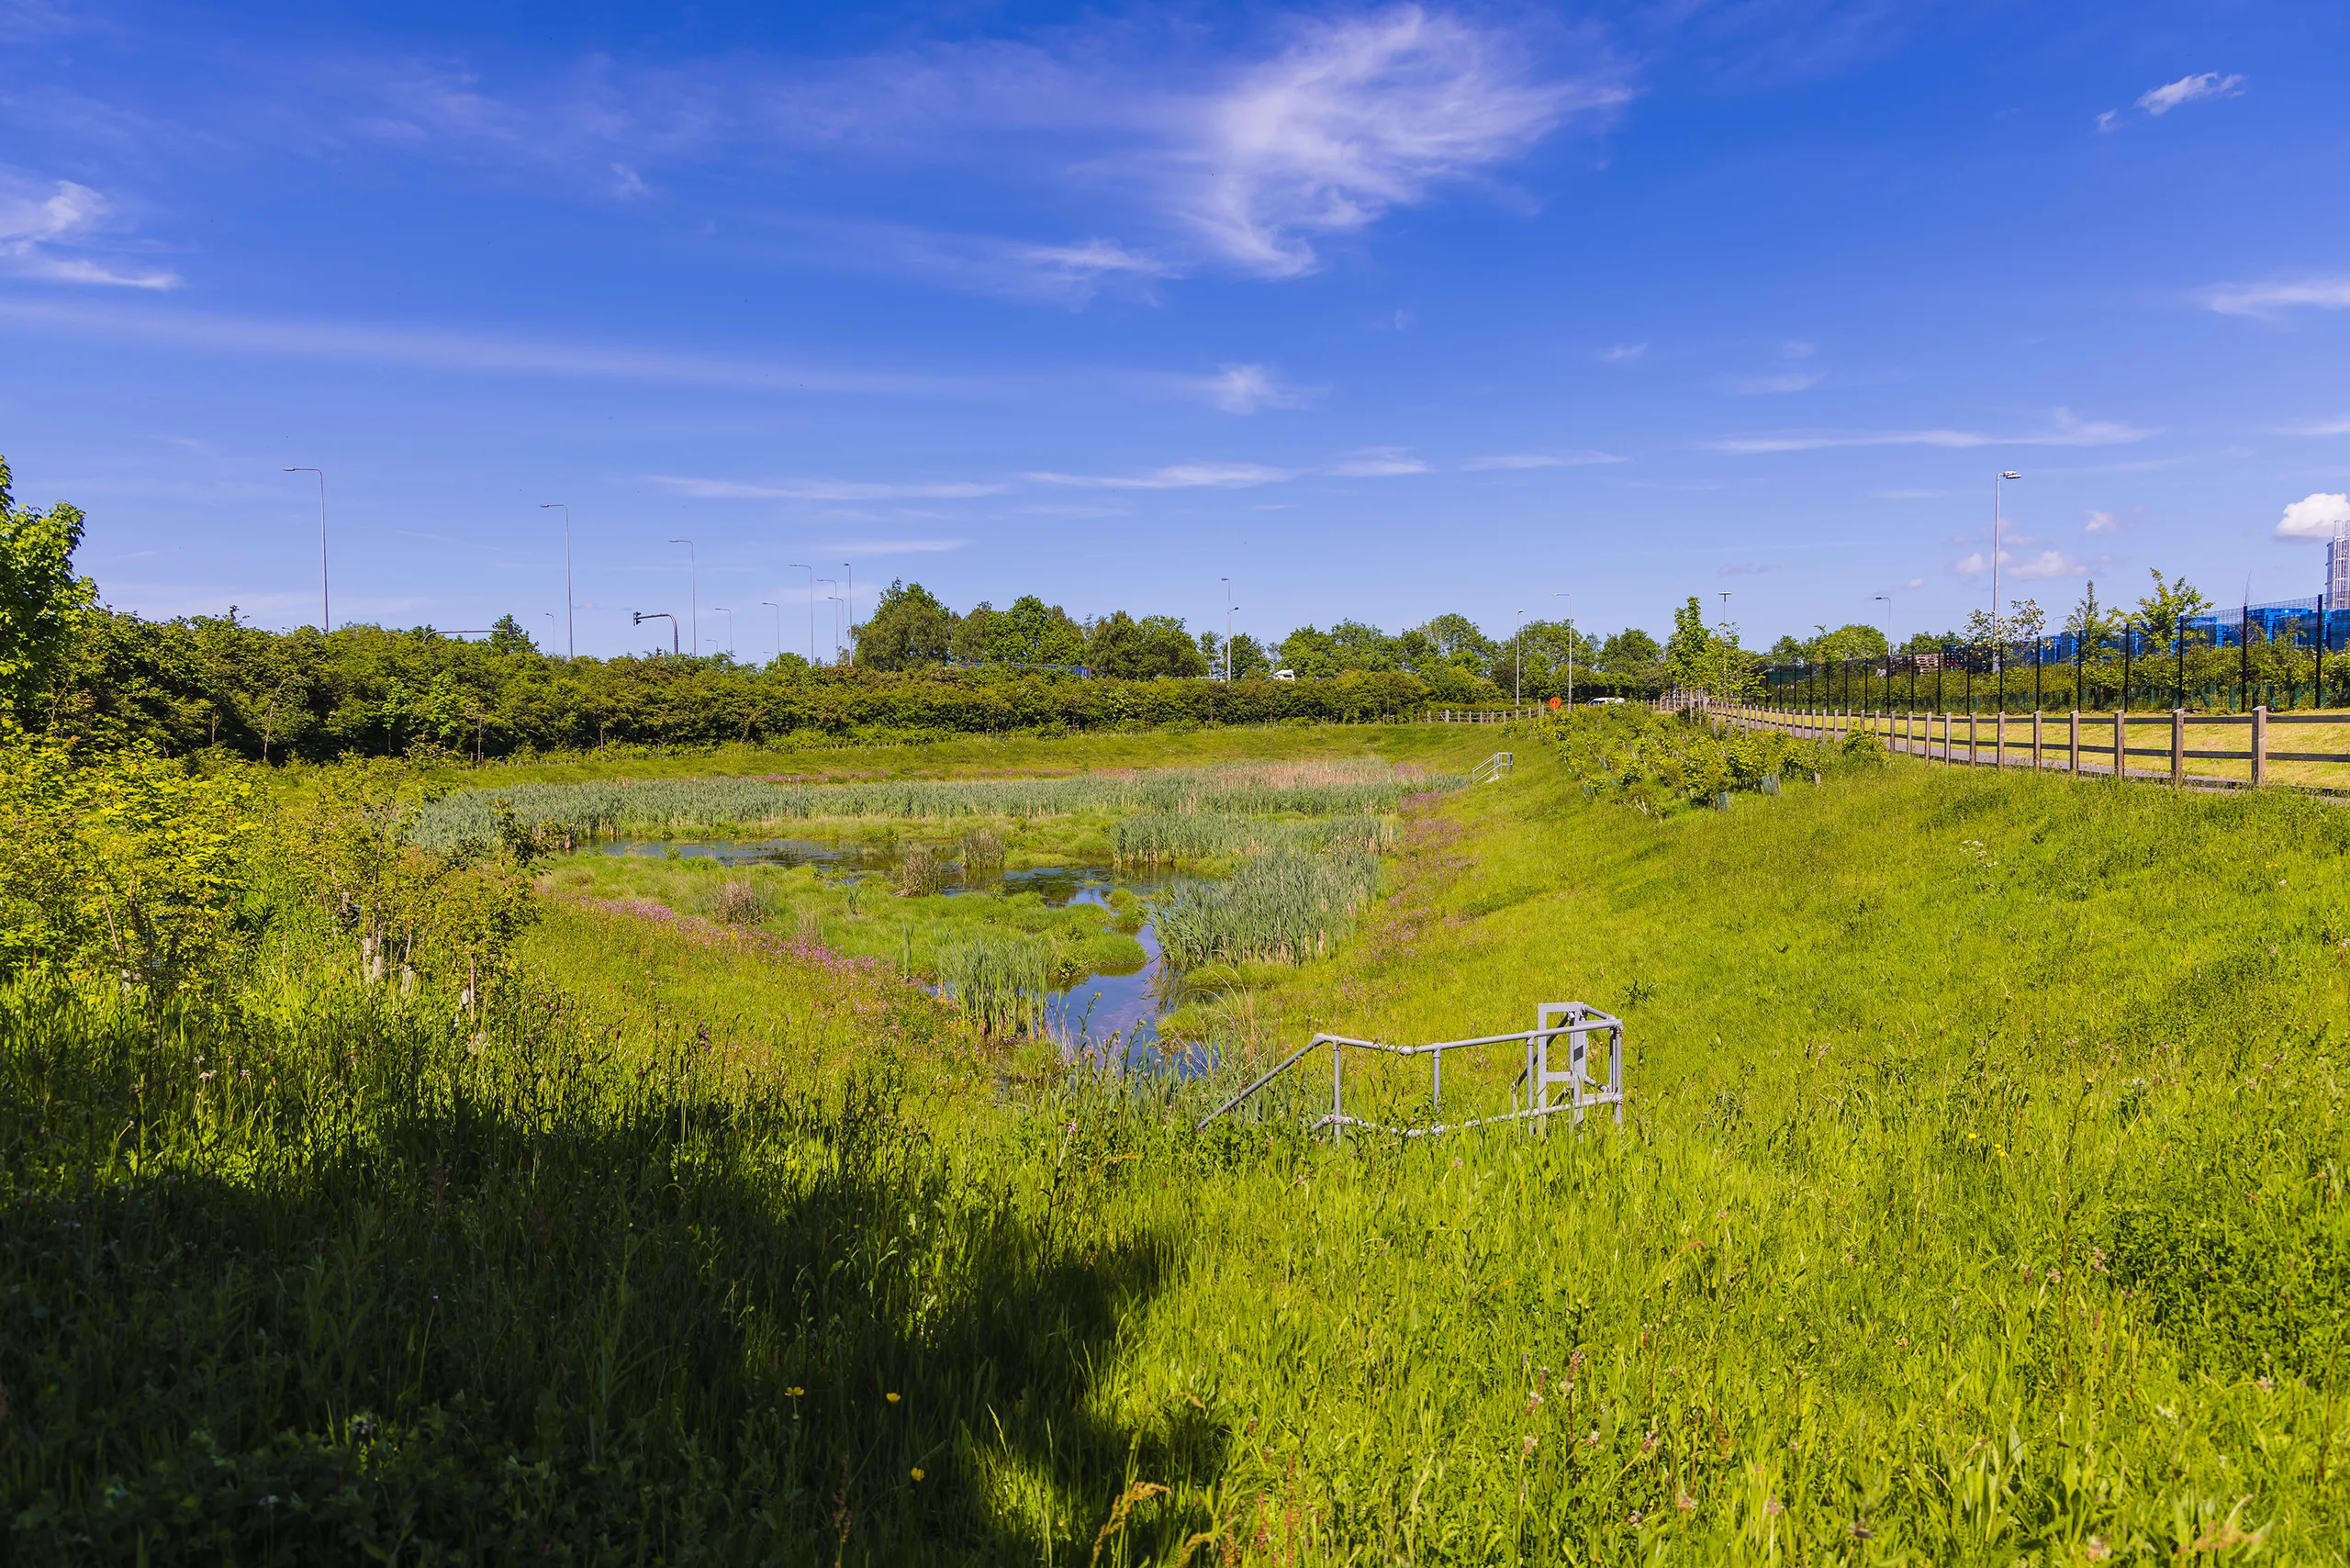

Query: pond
[[599, 838, 1208, 1070]]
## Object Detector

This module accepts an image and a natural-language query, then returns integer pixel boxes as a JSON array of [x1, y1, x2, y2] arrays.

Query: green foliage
[[0, 735, 256, 998], [934, 926, 1055, 1034], [0, 453, 96, 719], [1151, 848, 1382, 967], [1087, 611, 1209, 678], [416, 760, 1448, 848], [1536, 704, 1835, 813], [853, 579, 958, 669], [2135, 567, 2213, 644], [1111, 811, 1396, 865]]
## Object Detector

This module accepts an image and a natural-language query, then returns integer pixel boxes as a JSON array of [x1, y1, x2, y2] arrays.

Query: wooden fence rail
[[1696, 702, 2350, 791]]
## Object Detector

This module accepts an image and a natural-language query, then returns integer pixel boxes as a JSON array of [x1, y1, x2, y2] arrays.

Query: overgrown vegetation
[[1531, 702, 1850, 813]]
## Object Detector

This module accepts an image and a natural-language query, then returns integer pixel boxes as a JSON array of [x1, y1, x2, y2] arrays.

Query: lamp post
[[540, 504, 574, 658], [282, 467, 329, 631], [668, 538, 696, 655], [712, 606, 734, 656], [1993, 471, 2021, 673], [1515, 608, 1525, 706], [817, 580, 838, 663], [1550, 591, 1572, 705], [789, 564, 816, 663], [761, 601, 782, 663], [1222, 577, 1237, 681], [843, 562, 854, 660]]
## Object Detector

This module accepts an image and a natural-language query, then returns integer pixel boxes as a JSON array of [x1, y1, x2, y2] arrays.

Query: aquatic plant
[[1150, 848, 1383, 969]]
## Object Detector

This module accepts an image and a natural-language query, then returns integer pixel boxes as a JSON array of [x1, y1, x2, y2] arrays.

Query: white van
[[1272, 669, 1297, 681]]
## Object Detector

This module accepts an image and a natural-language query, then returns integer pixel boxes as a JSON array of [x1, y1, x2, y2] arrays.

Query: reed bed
[[1111, 810, 1397, 866], [1151, 848, 1383, 968], [933, 928, 1056, 1035], [414, 761, 1456, 849]]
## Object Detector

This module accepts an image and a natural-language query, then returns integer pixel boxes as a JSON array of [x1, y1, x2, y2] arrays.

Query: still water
[[599, 838, 1202, 1068]]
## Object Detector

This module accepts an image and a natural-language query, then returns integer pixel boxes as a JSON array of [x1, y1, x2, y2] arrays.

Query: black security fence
[[1762, 597, 2348, 713]]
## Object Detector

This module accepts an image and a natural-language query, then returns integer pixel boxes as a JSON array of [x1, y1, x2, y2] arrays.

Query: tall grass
[[415, 761, 1457, 849], [934, 928, 1056, 1035], [1151, 849, 1384, 968], [1111, 810, 1397, 865]]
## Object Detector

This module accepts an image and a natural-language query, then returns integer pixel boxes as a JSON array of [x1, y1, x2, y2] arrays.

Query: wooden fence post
[[2031, 710, 2043, 772], [2170, 708, 2185, 787], [2112, 710, 2126, 779], [2253, 704, 2267, 787], [2068, 710, 2080, 775], [1968, 711, 1978, 767], [1996, 711, 2007, 770]]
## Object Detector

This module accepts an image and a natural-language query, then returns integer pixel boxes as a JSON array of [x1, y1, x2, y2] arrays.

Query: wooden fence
[[1706, 702, 2350, 791]]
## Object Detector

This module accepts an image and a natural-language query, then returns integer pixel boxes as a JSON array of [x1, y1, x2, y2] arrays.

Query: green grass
[[416, 759, 1460, 849], [9, 730, 2350, 1562], [1151, 849, 1386, 969]]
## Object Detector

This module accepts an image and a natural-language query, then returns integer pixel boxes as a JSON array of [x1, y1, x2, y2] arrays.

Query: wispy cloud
[[1028, 462, 1292, 490], [0, 296, 1003, 393], [2284, 414, 2350, 436], [823, 538, 969, 554], [648, 475, 1006, 500], [2277, 492, 2350, 541], [2209, 277, 2350, 316], [2138, 72, 2244, 115], [1170, 7, 1624, 277], [1461, 450, 1625, 470], [1723, 370, 1822, 396], [1194, 363, 1315, 414], [0, 175, 178, 288], [1329, 446, 1429, 476], [1709, 409, 2151, 454], [1952, 548, 2091, 580], [2085, 509, 2120, 534], [1597, 342, 1648, 364]]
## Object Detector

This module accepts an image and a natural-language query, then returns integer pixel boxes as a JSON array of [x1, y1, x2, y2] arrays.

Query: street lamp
[[789, 564, 816, 663], [540, 503, 573, 658], [282, 467, 329, 631], [668, 538, 696, 655], [1221, 577, 1237, 681], [1550, 591, 1572, 705], [818, 580, 838, 663], [1515, 608, 1525, 706], [761, 601, 782, 663], [712, 606, 734, 656]]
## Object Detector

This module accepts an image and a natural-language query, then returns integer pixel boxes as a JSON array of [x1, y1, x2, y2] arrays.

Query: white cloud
[[1462, 450, 1625, 470], [2010, 550, 2088, 580], [1175, 8, 1622, 276], [2277, 491, 2350, 541], [2286, 415, 2350, 436], [0, 175, 178, 289], [1904, 578, 1925, 590], [2209, 277, 2350, 316], [1028, 462, 1292, 490], [2137, 72, 2244, 116], [1329, 446, 1429, 476], [647, 475, 1006, 500], [1195, 363, 1313, 414], [1711, 408, 2151, 454], [1953, 552, 1988, 577], [610, 162, 649, 198], [2084, 509, 2119, 533], [1598, 342, 1647, 364], [2094, 109, 2121, 133]]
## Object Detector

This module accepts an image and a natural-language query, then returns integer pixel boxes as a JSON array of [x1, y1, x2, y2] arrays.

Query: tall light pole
[[1515, 607, 1526, 706], [669, 538, 696, 655], [1222, 577, 1237, 681], [540, 503, 573, 657], [1550, 592, 1572, 705], [283, 467, 329, 631], [789, 563, 815, 663], [843, 562, 854, 659], [818, 580, 838, 663], [1874, 592, 1893, 649], [761, 601, 782, 663], [1993, 470, 2021, 636], [712, 605, 734, 656]]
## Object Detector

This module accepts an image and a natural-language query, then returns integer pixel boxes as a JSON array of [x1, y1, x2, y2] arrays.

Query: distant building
[[2331, 519, 2350, 605]]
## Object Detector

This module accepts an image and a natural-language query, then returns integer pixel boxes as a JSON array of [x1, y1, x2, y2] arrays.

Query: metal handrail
[[1195, 1004, 1626, 1142], [1470, 752, 1515, 784]]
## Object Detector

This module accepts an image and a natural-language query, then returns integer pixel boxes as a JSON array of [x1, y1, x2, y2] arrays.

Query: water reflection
[[599, 837, 1210, 1071]]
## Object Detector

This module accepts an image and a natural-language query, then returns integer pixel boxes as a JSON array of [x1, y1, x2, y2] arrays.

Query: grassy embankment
[[8, 727, 2347, 1562]]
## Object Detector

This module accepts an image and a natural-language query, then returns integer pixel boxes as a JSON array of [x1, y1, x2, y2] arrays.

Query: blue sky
[[6, 0, 2350, 658]]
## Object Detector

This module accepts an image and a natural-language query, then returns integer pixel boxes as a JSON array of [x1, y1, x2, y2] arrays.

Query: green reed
[[1111, 811, 1397, 866], [1150, 848, 1383, 969], [933, 927, 1056, 1036]]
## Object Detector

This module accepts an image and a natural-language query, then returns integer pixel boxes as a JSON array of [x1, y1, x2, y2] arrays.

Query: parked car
[[1272, 669, 1297, 681], [1588, 695, 1627, 705]]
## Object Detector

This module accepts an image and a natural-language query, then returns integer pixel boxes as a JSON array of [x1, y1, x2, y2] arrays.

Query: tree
[[1597, 628, 1662, 673], [1226, 633, 1272, 679], [1664, 597, 1713, 686], [0, 452, 95, 720], [487, 613, 537, 657], [1089, 612, 1208, 678], [1812, 623, 1889, 663], [988, 596, 1087, 666], [853, 580, 957, 670], [2065, 581, 2121, 647], [2134, 568, 2211, 645]]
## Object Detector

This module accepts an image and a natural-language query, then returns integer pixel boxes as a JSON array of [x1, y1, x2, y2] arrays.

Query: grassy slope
[[13, 734, 2347, 1562]]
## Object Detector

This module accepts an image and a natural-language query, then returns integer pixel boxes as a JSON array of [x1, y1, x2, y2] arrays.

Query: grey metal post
[[1432, 1046, 1441, 1113], [1332, 1040, 1343, 1145]]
